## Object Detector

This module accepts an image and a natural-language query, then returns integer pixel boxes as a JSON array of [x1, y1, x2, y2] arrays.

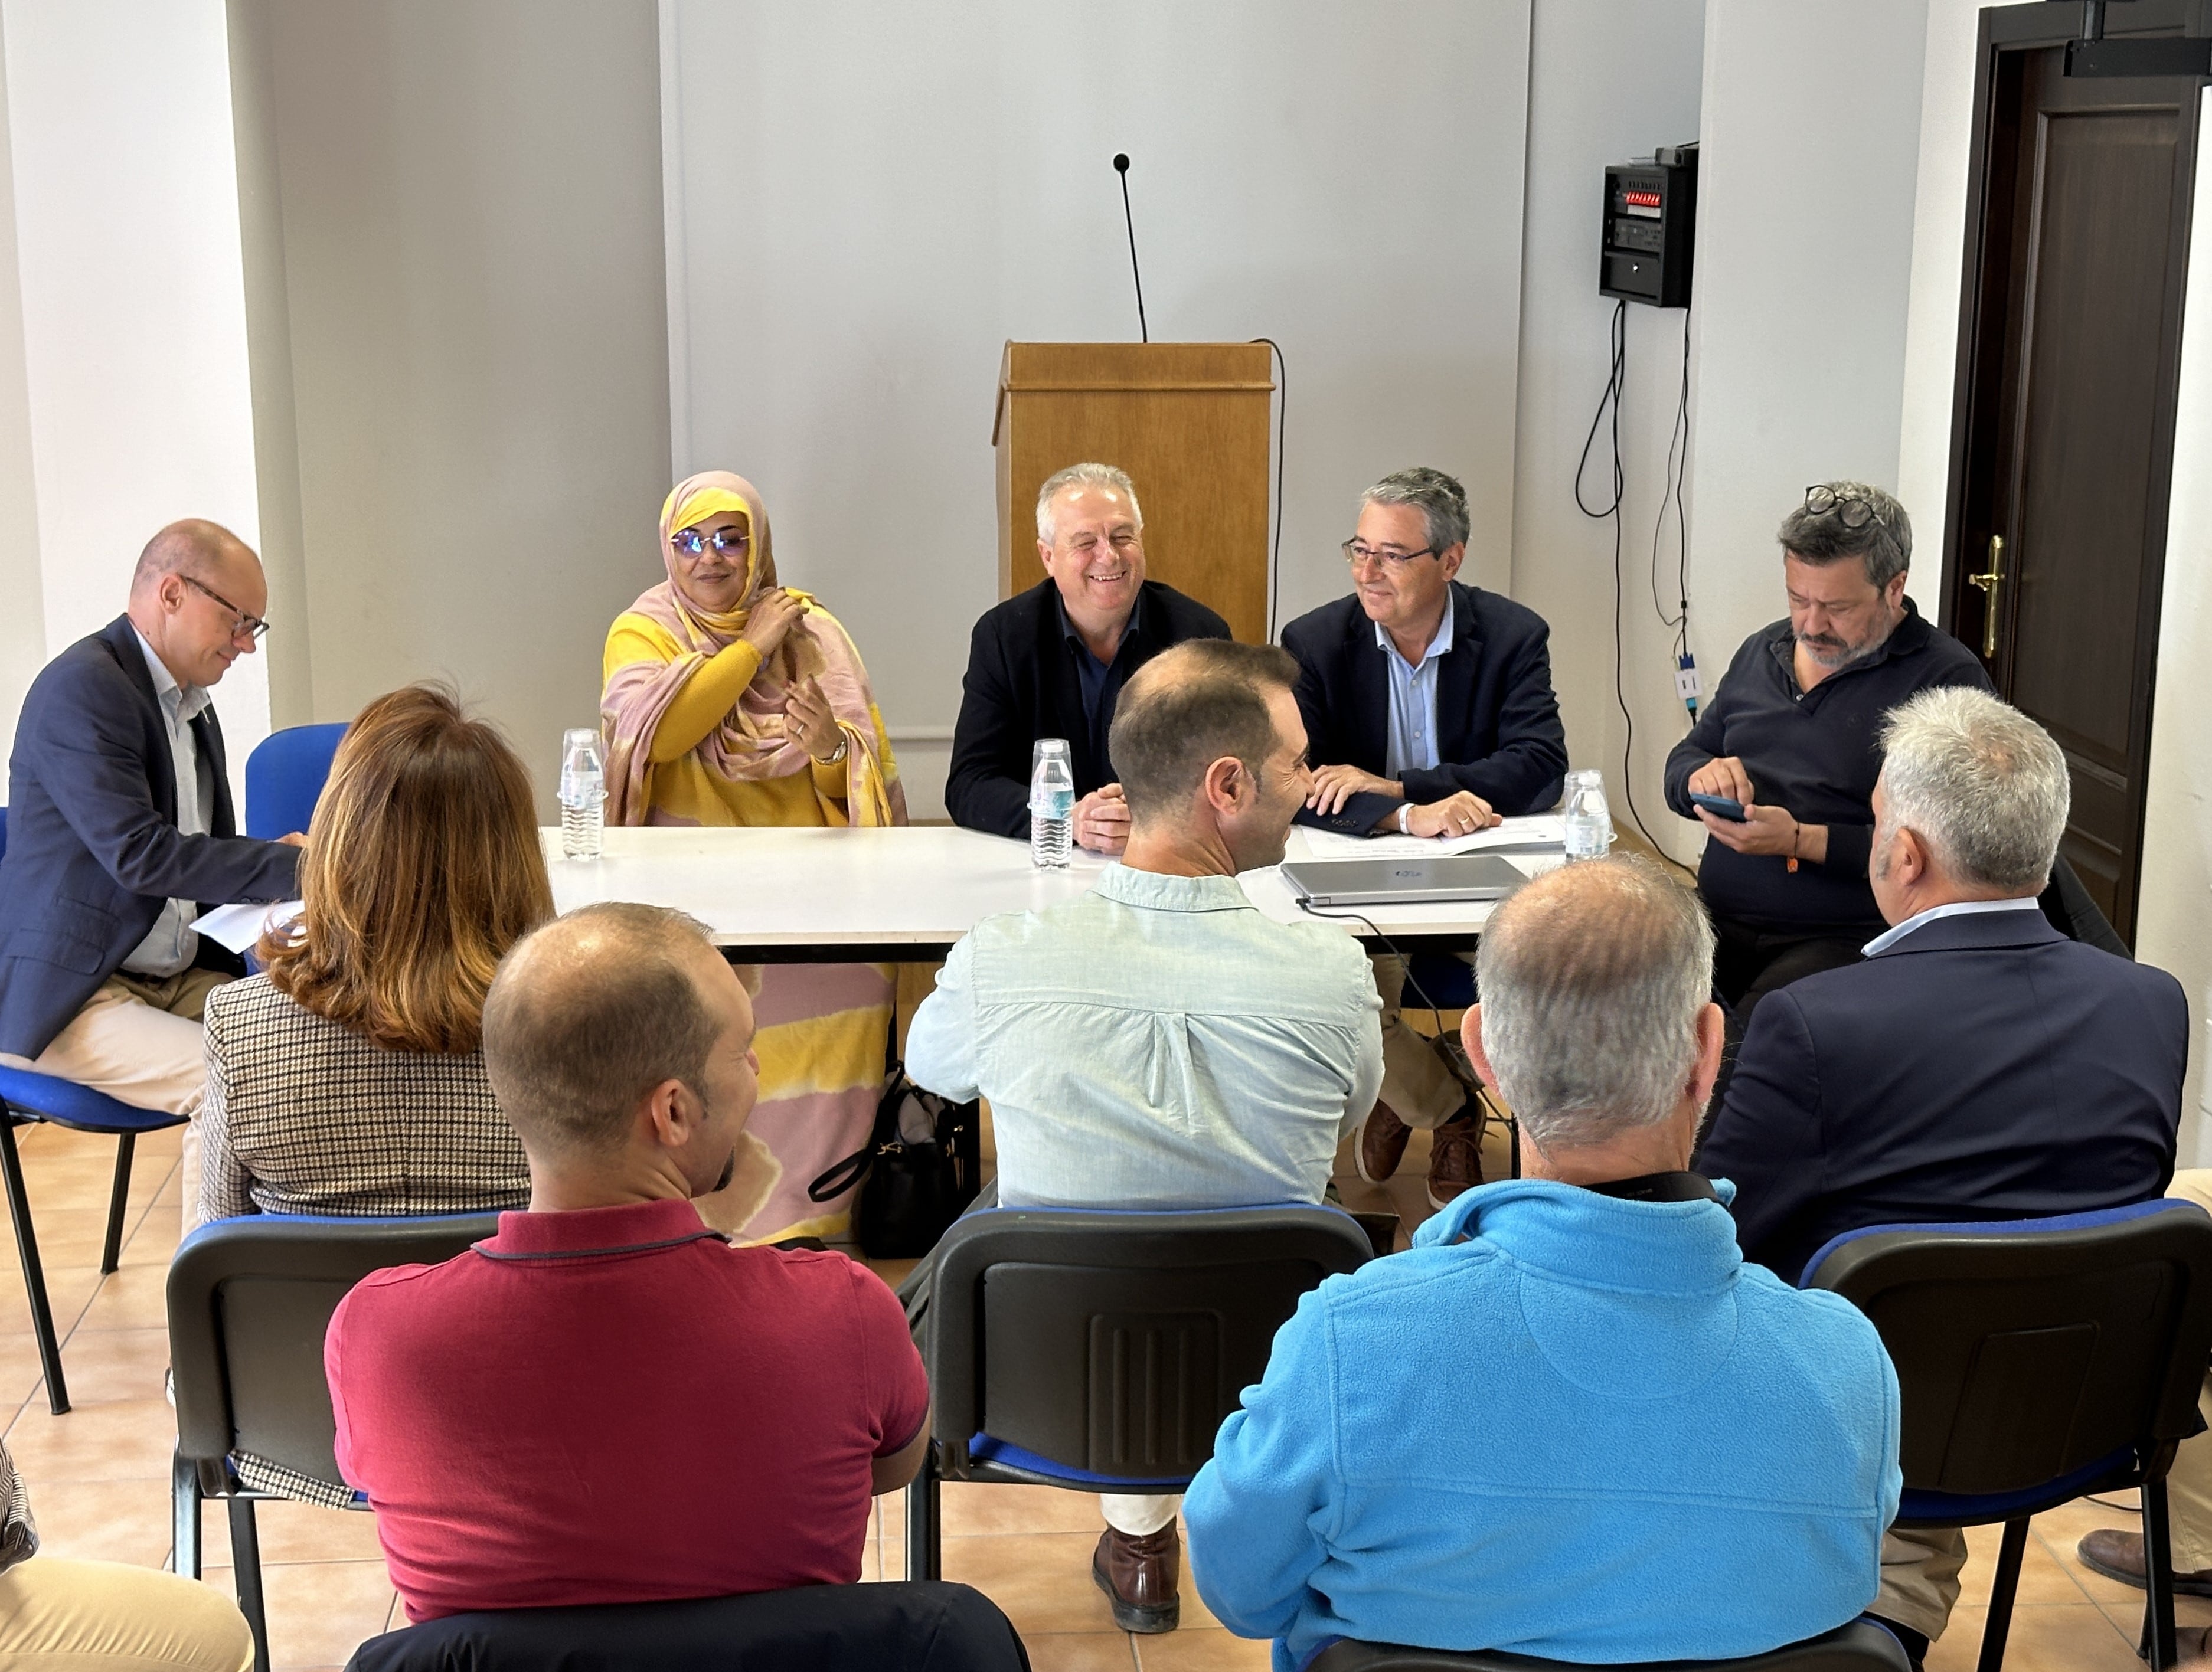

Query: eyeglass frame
[[669, 525, 752, 558], [1341, 538, 1442, 571], [1802, 485, 1890, 532], [181, 575, 270, 642]]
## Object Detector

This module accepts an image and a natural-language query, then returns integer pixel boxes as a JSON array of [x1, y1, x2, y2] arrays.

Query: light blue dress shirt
[[1377, 608, 1453, 781], [123, 628, 213, 977], [905, 863, 1384, 1210], [1860, 895, 2043, 956]]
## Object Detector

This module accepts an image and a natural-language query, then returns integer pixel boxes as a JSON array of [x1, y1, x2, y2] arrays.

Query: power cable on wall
[[1252, 337, 1288, 642], [1574, 299, 1664, 850]]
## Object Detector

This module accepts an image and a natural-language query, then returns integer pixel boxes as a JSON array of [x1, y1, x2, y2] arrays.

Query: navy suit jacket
[[0, 616, 300, 1059], [1280, 582, 1567, 835], [945, 578, 1230, 839], [1694, 908, 2187, 1281]]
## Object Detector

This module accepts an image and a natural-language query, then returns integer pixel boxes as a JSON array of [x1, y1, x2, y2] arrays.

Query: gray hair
[[1776, 480, 1912, 588], [1036, 462, 1143, 544], [1362, 466, 1470, 555], [1473, 856, 1716, 1151], [1877, 687, 2069, 894]]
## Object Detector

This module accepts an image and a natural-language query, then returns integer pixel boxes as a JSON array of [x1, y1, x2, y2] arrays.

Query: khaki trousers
[[2156, 1170, 2212, 1572], [0, 1558, 253, 1671], [1874, 1525, 1971, 1642], [1100, 1493, 1179, 1537], [0, 969, 229, 1240], [1368, 955, 1472, 1130]]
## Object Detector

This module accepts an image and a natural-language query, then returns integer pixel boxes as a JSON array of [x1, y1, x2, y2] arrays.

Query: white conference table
[[542, 825, 1521, 961]]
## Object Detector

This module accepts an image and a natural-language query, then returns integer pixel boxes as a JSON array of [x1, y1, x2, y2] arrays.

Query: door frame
[[1941, 1, 2210, 937]]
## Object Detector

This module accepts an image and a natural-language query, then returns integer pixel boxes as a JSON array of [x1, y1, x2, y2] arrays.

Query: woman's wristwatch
[[812, 734, 849, 767]]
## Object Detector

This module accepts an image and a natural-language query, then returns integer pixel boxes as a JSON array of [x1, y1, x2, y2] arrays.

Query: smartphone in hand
[[1690, 792, 1748, 823]]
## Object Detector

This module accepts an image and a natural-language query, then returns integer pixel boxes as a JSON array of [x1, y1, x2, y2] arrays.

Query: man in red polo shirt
[[325, 902, 929, 1621]]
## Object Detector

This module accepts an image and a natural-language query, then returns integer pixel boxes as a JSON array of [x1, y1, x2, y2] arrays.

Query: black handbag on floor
[[808, 1069, 982, 1258]]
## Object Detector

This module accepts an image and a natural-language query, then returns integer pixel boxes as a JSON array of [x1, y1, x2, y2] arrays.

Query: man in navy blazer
[[0, 521, 302, 1116], [1694, 686, 2185, 1669], [1280, 467, 1567, 1208]]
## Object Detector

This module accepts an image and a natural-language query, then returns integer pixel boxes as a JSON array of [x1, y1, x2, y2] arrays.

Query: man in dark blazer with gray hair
[[0, 521, 301, 1115], [1695, 686, 2185, 1670]]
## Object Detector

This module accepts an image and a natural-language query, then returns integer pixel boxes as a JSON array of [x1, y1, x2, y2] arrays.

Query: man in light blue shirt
[[1185, 856, 1900, 1671], [905, 638, 1383, 1638]]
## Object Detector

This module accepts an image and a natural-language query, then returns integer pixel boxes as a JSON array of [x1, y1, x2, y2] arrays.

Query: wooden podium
[[992, 342, 1275, 643]]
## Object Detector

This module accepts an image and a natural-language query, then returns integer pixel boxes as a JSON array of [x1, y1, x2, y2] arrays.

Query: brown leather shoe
[[2076, 1527, 2212, 1595], [1356, 1101, 1413, 1184], [1093, 1523, 1181, 1633], [1426, 1110, 1484, 1211]]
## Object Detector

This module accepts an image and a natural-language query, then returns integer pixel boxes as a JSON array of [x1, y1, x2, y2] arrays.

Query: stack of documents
[[1297, 812, 1567, 862]]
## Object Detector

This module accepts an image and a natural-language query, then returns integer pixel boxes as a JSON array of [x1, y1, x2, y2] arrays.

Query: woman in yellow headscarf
[[602, 471, 904, 1242]]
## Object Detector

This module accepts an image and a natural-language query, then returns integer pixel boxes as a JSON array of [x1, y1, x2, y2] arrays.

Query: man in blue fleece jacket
[[1184, 857, 1901, 1671]]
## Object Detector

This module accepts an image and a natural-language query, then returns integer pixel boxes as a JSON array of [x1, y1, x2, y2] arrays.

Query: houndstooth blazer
[[198, 974, 530, 1225], [0, 1439, 34, 1573]]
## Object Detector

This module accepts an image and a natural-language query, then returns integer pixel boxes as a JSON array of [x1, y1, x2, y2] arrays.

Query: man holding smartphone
[[1662, 483, 1988, 1028]]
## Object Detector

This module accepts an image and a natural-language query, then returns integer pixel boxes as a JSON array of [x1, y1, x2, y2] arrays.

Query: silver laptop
[[1282, 853, 1531, 908]]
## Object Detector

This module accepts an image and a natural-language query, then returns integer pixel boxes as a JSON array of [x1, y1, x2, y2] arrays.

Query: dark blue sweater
[[1662, 602, 1988, 935]]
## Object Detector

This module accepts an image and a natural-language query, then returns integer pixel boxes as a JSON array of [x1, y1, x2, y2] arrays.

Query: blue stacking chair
[[1802, 1202, 2212, 1672], [1306, 1618, 1910, 1671], [243, 722, 346, 839], [0, 805, 188, 1415], [905, 1204, 1373, 1582]]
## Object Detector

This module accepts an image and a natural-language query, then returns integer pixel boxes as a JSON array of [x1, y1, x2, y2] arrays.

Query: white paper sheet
[[1297, 812, 1567, 861], [190, 899, 303, 955]]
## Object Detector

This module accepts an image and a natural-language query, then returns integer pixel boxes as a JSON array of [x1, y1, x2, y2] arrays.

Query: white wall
[[233, 0, 671, 814], [0, 18, 43, 774], [662, 0, 1534, 818], [1509, 0, 1705, 853], [1, 0, 267, 802], [2113, 90, 2212, 1166], [1676, 0, 1929, 845]]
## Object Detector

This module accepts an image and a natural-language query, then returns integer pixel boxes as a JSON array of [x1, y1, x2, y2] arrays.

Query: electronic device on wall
[[1601, 143, 1698, 309]]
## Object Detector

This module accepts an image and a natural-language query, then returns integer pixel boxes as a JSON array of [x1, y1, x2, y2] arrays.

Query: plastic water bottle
[[1563, 768, 1614, 863], [560, 728, 606, 860], [1029, 738, 1074, 868]]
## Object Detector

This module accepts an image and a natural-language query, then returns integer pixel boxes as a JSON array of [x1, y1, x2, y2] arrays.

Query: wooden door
[[1943, 5, 2206, 943]]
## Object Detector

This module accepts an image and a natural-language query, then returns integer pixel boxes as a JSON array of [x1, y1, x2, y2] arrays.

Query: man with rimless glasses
[[1282, 467, 1567, 1207], [1663, 483, 1989, 1034], [0, 520, 302, 1122]]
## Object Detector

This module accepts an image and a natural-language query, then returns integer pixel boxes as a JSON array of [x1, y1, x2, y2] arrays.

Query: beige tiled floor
[[0, 1114, 2197, 1670]]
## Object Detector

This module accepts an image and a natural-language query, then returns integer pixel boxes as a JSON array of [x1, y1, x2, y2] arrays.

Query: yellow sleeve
[[604, 616, 763, 766]]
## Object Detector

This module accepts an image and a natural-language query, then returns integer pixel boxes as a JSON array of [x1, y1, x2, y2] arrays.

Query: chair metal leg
[[2141, 1475, 2180, 1670], [228, 1496, 270, 1672], [904, 1449, 942, 1581], [0, 1115, 67, 1414], [172, 1450, 202, 1578], [1976, 1517, 2030, 1672], [101, 1133, 135, 1275]]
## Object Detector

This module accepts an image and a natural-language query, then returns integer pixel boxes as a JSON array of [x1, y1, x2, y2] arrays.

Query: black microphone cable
[[1113, 153, 1148, 343], [1251, 337, 1287, 642]]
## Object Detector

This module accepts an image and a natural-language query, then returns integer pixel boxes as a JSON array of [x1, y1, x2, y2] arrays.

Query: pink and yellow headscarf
[[601, 470, 905, 827]]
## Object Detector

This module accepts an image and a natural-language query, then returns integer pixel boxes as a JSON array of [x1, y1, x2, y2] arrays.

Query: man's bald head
[[1109, 639, 1302, 824], [482, 902, 738, 1159], [130, 519, 257, 595]]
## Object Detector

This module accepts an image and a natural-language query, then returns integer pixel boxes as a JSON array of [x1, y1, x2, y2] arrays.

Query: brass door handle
[[1966, 535, 2005, 657]]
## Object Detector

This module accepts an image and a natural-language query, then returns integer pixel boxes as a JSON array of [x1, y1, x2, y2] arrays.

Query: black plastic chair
[[1802, 1200, 2212, 1672], [905, 1203, 1373, 1581], [0, 803, 187, 1415], [344, 1581, 1032, 1671], [1305, 1618, 1910, 1671], [168, 1211, 498, 1672]]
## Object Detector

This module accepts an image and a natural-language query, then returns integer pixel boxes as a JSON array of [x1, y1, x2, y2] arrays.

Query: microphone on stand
[[1113, 153, 1148, 343]]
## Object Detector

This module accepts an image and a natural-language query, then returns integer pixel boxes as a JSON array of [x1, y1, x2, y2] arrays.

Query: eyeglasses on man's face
[[1803, 486, 1888, 531], [1341, 539, 1440, 572], [671, 525, 750, 558], [182, 575, 269, 642]]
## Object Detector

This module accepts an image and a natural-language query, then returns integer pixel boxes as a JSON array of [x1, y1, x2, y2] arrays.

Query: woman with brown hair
[[194, 685, 552, 1228]]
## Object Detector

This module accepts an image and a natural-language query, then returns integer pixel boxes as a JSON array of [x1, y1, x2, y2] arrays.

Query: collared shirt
[[1056, 589, 1145, 780], [1861, 895, 2043, 957], [1375, 606, 1454, 781], [327, 1196, 927, 1621], [122, 628, 214, 976], [906, 863, 1384, 1210]]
